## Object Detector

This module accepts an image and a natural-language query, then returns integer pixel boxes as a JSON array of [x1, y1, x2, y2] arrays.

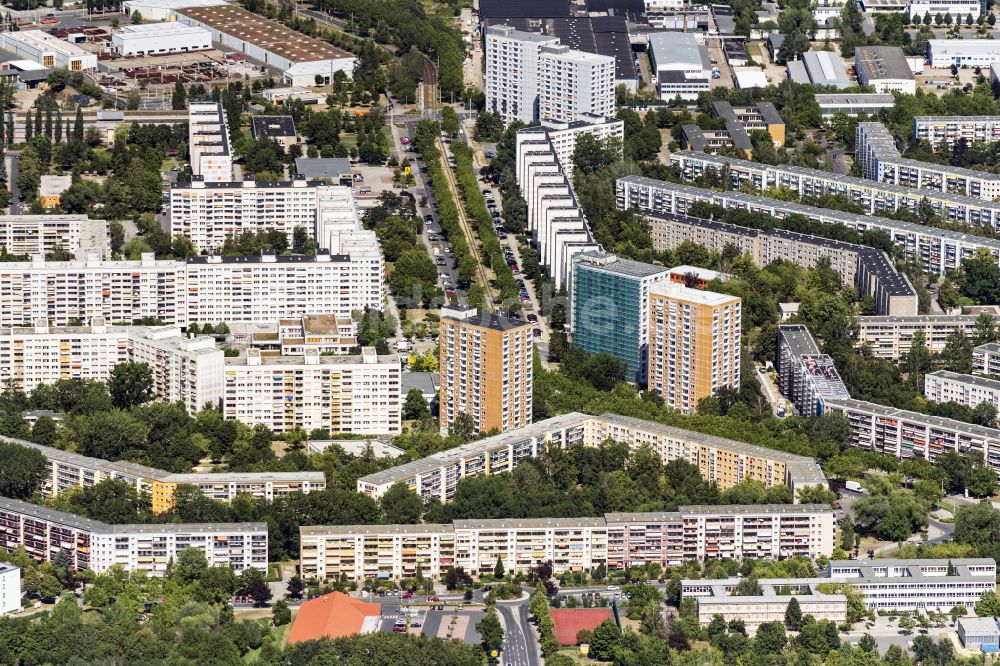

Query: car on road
[[427, 596, 441, 602], [393, 623, 407, 633], [526, 314, 537, 323], [482, 189, 492, 195], [533, 328, 542, 337], [424, 214, 434, 224], [607, 585, 620, 591]]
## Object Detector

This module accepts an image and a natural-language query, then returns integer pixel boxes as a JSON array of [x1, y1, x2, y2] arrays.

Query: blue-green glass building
[[570, 252, 670, 385]]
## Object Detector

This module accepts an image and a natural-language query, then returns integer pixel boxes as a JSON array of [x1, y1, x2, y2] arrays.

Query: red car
[[427, 595, 441, 602], [402, 592, 412, 599]]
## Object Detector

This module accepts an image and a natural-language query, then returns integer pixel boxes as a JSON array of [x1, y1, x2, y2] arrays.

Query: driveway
[[496, 599, 541, 666]]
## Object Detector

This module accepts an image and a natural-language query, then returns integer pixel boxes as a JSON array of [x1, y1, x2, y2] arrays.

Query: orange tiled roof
[[287, 592, 382, 644]]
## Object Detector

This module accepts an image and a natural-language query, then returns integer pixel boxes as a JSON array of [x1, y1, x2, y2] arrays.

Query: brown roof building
[[287, 592, 382, 644]]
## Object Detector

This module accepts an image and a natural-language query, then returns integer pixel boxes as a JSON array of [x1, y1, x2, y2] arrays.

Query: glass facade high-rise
[[570, 252, 670, 385]]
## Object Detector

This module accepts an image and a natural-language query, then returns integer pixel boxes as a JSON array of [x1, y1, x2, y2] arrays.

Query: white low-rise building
[[854, 46, 915, 94], [121, 0, 226, 22], [815, 93, 896, 118], [0, 564, 19, 615], [927, 40, 1000, 68], [924, 370, 1000, 411], [908, 0, 983, 20], [111, 23, 212, 57], [0, 30, 97, 71], [223, 347, 401, 435]]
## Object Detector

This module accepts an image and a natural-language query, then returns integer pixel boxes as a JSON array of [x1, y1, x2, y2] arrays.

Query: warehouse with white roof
[[111, 23, 212, 57], [121, 0, 226, 22], [927, 39, 1000, 68], [0, 30, 97, 71]]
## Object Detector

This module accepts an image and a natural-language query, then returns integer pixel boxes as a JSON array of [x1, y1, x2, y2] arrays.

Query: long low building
[[669, 150, 1000, 234], [356, 412, 826, 503], [621, 208, 916, 316], [924, 370, 1000, 412], [0, 215, 109, 260], [110, 22, 212, 57], [299, 503, 836, 581], [824, 397, 1000, 472], [0, 496, 268, 574], [0, 251, 384, 327], [926, 40, 1000, 69], [857, 121, 1000, 201], [683, 559, 997, 628], [857, 314, 1000, 358], [616, 175, 1000, 277], [815, 94, 896, 118], [0, 30, 97, 71], [914, 115, 1000, 150], [4, 435, 326, 514]]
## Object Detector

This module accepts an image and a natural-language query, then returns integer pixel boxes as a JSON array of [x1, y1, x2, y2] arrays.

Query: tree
[[494, 555, 505, 579], [171, 82, 188, 111], [378, 482, 422, 524], [588, 619, 621, 660], [784, 597, 802, 631], [476, 609, 504, 655], [840, 520, 856, 552], [754, 621, 787, 652], [0, 440, 47, 499], [286, 575, 304, 599], [898, 615, 916, 634], [108, 361, 153, 409], [272, 598, 291, 626], [440, 106, 460, 136], [978, 591, 1000, 617], [174, 546, 210, 582], [403, 388, 429, 420], [248, 578, 272, 607]]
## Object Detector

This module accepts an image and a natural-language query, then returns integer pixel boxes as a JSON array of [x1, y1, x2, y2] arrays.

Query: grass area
[[244, 623, 286, 663]]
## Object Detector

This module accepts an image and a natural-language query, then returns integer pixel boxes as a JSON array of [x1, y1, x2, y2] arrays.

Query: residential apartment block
[[0, 496, 268, 574], [356, 412, 827, 503], [515, 116, 623, 287], [222, 347, 402, 435], [0, 564, 19, 615], [776, 325, 850, 417], [823, 397, 1000, 473], [0, 320, 224, 413], [857, 314, 998, 358], [857, 121, 1000, 201], [299, 503, 835, 581], [647, 282, 741, 413], [569, 251, 670, 385], [617, 174, 1000, 278], [974, 342, 1000, 376], [485, 25, 614, 125], [617, 205, 916, 317], [924, 370, 1000, 412], [0, 215, 109, 260], [914, 116, 1000, 149], [0, 252, 384, 327], [4, 435, 326, 513], [170, 181, 375, 255], [438, 306, 532, 434], [682, 559, 997, 628], [188, 102, 233, 183], [669, 149, 1000, 233]]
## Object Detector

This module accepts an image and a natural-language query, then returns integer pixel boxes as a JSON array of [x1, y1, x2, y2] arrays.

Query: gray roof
[[815, 93, 896, 106], [975, 342, 1000, 354], [787, 60, 810, 85], [926, 369, 1000, 392], [649, 31, 709, 70], [958, 617, 1000, 635], [575, 250, 670, 278], [825, 397, 1000, 440], [453, 516, 607, 530], [779, 325, 821, 357], [401, 371, 438, 396], [300, 523, 454, 537], [802, 51, 850, 88], [294, 157, 353, 179], [856, 45, 914, 81]]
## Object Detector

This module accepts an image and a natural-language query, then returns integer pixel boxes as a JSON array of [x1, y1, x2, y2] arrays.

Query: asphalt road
[[497, 599, 541, 666]]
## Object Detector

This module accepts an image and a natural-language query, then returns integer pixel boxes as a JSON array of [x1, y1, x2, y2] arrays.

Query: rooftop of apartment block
[[926, 370, 1000, 391], [575, 250, 669, 279]]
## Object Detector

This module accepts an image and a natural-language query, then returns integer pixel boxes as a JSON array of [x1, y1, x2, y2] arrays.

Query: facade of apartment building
[[299, 504, 835, 581], [823, 397, 1000, 473], [647, 282, 741, 413], [0, 252, 385, 327], [776, 325, 850, 417], [683, 559, 998, 627], [438, 306, 532, 434], [974, 342, 1000, 376], [4, 435, 326, 514], [924, 370, 1000, 412], [616, 174, 1000, 278], [0, 564, 19, 615], [857, 315, 997, 359], [537, 45, 615, 123], [188, 102, 233, 183], [857, 121, 1000, 201], [0, 497, 267, 574], [0, 215, 110, 260], [914, 116, 1000, 148], [569, 251, 670, 385], [485, 25, 559, 125], [669, 150, 1000, 233], [356, 412, 827, 503], [222, 347, 402, 435], [0, 320, 224, 412]]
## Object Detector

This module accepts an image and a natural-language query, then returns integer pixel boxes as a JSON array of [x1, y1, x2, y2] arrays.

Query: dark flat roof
[[480, 0, 570, 19], [251, 115, 296, 139]]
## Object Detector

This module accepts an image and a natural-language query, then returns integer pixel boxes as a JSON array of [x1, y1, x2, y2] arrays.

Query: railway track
[[435, 137, 497, 307]]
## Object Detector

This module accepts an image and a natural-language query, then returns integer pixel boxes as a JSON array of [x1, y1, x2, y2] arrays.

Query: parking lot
[[377, 597, 483, 644]]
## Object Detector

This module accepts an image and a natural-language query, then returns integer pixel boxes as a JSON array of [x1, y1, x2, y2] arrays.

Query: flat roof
[[300, 523, 454, 536], [815, 93, 896, 105], [649, 281, 739, 306], [440, 306, 532, 332], [576, 250, 669, 278], [803, 50, 850, 88], [251, 115, 296, 138], [3, 30, 91, 58], [927, 369, 1000, 392], [855, 45, 914, 81], [779, 325, 822, 357], [975, 342, 1000, 354], [826, 397, 1000, 440], [114, 22, 210, 39], [957, 617, 1000, 635], [605, 504, 833, 522], [294, 157, 352, 179], [479, 0, 570, 19], [176, 5, 353, 64], [649, 31, 708, 69], [453, 517, 607, 530], [928, 39, 1000, 57]]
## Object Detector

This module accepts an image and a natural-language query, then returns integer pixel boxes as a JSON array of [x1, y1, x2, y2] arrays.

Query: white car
[[606, 585, 620, 591]]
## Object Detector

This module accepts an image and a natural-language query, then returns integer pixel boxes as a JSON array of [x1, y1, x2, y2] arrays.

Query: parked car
[[427, 595, 441, 602]]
